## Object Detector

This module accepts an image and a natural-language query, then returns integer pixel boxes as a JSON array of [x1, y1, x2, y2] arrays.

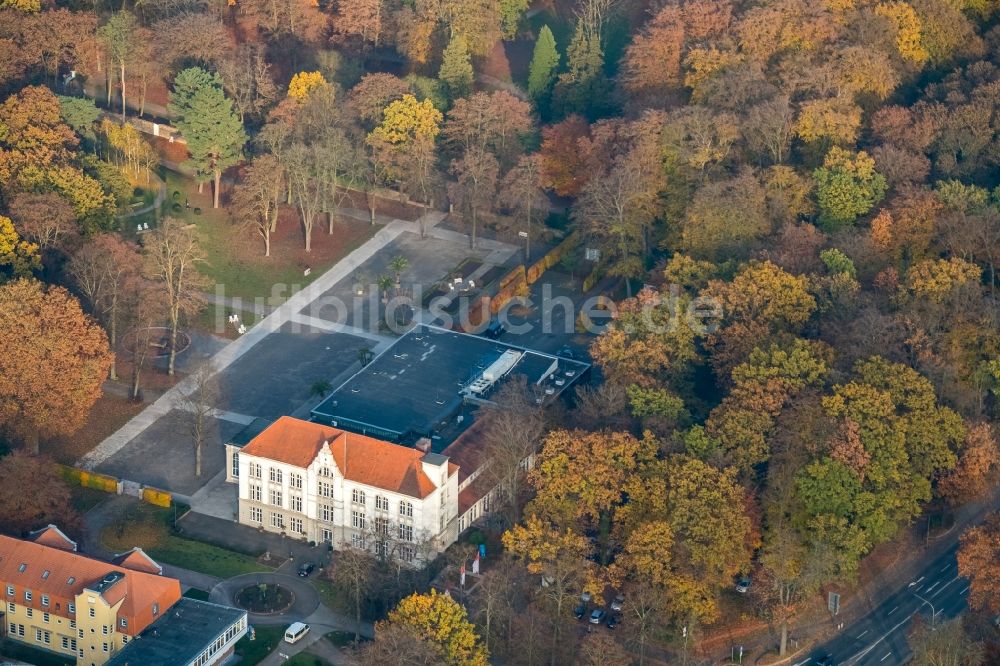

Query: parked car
[[284, 622, 310, 644], [606, 615, 620, 630], [574, 603, 587, 620], [589, 609, 606, 625], [735, 575, 751, 594], [297, 562, 315, 577], [610, 594, 625, 612], [813, 655, 834, 666], [580, 592, 592, 603], [482, 320, 505, 339], [556, 346, 575, 359]]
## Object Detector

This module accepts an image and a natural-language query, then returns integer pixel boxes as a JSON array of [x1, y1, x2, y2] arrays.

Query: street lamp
[[908, 583, 941, 627]]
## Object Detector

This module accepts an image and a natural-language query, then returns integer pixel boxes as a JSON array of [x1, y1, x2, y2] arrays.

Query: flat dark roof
[[107, 598, 246, 666], [311, 325, 589, 447]]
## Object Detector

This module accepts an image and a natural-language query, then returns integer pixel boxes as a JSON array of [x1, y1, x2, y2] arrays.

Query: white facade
[[234, 440, 460, 565]]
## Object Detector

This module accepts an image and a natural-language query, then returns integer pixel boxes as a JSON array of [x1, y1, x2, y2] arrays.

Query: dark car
[[735, 575, 751, 594], [556, 346, 575, 359], [814, 655, 835, 666], [606, 615, 620, 630], [482, 320, 505, 339], [589, 609, 606, 625], [574, 604, 587, 620], [297, 562, 315, 577]]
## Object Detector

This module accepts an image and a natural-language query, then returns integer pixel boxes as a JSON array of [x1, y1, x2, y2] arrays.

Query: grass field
[[101, 502, 269, 579], [159, 171, 377, 305], [234, 625, 286, 665]]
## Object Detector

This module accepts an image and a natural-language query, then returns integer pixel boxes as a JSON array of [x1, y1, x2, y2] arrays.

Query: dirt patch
[[337, 188, 428, 221], [41, 393, 145, 466]]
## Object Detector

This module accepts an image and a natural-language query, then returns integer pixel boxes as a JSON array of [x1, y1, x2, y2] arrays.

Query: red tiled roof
[[442, 419, 488, 485], [0, 534, 181, 636], [28, 525, 77, 552], [240, 416, 341, 468], [459, 475, 495, 514], [111, 548, 163, 575], [242, 416, 450, 498]]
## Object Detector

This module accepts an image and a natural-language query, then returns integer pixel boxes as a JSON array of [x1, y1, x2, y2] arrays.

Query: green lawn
[[101, 502, 270, 579], [0, 639, 73, 665], [325, 630, 365, 647], [234, 625, 286, 665], [160, 170, 375, 304]]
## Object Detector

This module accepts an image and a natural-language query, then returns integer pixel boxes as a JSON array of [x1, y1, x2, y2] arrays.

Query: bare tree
[[284, 142, 325, 251], [499, 154, 546, 260], [217, 43, 277, 123], [120, 276, 166, 401], [358, 623, 441, 666], [183, 363, 218, 478], [9, 193, 78, 252], [143, 217, 208, 375], [327, 546, 376, 643], [479, 377, 547, 526], [231, 154, 285, 257], [449, 147, 499, 249]]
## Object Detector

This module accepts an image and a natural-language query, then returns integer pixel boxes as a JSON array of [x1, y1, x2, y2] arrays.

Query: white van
[[284, 622, 310, 644]]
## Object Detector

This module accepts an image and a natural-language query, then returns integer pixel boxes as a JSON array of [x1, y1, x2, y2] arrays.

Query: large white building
[[230, 416, 461, 564]]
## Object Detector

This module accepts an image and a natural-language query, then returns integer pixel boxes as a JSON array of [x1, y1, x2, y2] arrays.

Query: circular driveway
[[210, 573, 320, 625]]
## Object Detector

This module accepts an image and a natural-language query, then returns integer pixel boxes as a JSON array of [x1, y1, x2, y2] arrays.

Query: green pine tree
[[438, 35, 474, 102], [169, 67, 247, 209], [553, 22, 612, 119], [527, 25, 560, 100]]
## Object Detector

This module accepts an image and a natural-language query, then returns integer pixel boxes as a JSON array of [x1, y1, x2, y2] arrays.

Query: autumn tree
[[143, 218, 208, 376], [326, 547, 376, 643], [381, 590, 489, 666], [813, 148, 888, 231], [958, 513, 1000, 616], [7, 193, 76, 252], [67, 234, 143, 380], [333, 0, 388, 47], [217, 45, 277, 124], [539, 115, 591, 197], [498, 154, 545, 260], [0, 214, 40, 280], [349, 73, 412, 129], [938, 423, 999, 505], [621, 5, 685, 100], [681, 169, 769, 261], [909, 617, 984, 666], [231, 154, 284, 257], [169, 67, 247, 208], [0, 279, 112, 453], [287, 70, 329, 101], [527, 25, 560, 102], [0, 451, 79, 536]]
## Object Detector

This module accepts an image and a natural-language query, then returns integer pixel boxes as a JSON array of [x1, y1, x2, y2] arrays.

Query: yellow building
[[0, 526, 182, 666]]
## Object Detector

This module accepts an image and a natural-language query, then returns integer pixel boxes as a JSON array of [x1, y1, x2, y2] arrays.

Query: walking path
[[120, 173, 166, 223]]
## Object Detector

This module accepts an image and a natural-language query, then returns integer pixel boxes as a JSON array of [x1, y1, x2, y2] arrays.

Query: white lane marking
[[913, 585, 923, 593], [960, 586, 970, 595], [880, 652, 891, 662], [931, 575, 960, 598], [846, 613, 916, 665], [939, 563, 951, 573], [911, 576, 925, 585], [887, 606, 898, 615], [791, 660, 811, 666], [858, 630, 869, 638], [925, 581, 940, 592]]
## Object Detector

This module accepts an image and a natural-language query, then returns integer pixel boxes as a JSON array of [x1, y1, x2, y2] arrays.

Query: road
[[795, 543, 968, 666]]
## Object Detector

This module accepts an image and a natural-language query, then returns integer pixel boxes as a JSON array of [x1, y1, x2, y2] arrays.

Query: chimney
[[415, 438, 432, 453]]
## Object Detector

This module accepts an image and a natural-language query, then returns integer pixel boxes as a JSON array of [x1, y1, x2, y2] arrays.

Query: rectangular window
[[376, 495, 388, 511], [121, 636, 127, 644], [401, 546, 416, 563], [26, 608, 32, 618], [318, 481, 333, 498], [7, 602, 13, 613], [68, 603, 75, 614], [375, 517, 389, 536], [35, 628, 42, 641], [120, 618, 127, 628], [24, 590, 31, 602], [250, 462, 261, 478], [102, 625, 108, 635], [62, 636, 70, 650], [320, 504, 333, 522], [41, 570, 49, 580], [375, 541, 387, 559], [249, 485, 261, 502], [352, 510, 365, 530], [269, 467, 282, 483], [8, 623, 14, 636], [399, 501, 413, 517], [43, 612, 49, 623], [250, 506, 262, 522], [70, 620, 75, 629], [43, 631, 50, 644], [41, 595, 48, 607], [399, 523, 413, 542], [5, 585, 12, 596], [89, 608, 95, 618], [291, 473, 303, 489], [351, 533, 365, 549], [352, 488, 366, 505], [270, 512, 284, 529], [290, 495, 302, 512], [16, 623, 24, 637], [232, 452, 239, 478], [270, 489, 282, 506], [103, 642, 108, 652], [290, 517, 303, 534], [322, 528, 333, 542]]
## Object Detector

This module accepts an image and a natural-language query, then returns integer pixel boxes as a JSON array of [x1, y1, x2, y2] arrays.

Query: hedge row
[[142, 487, 172, 508], [58, 465, 118, 493], [526, 233, 579, 285]]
